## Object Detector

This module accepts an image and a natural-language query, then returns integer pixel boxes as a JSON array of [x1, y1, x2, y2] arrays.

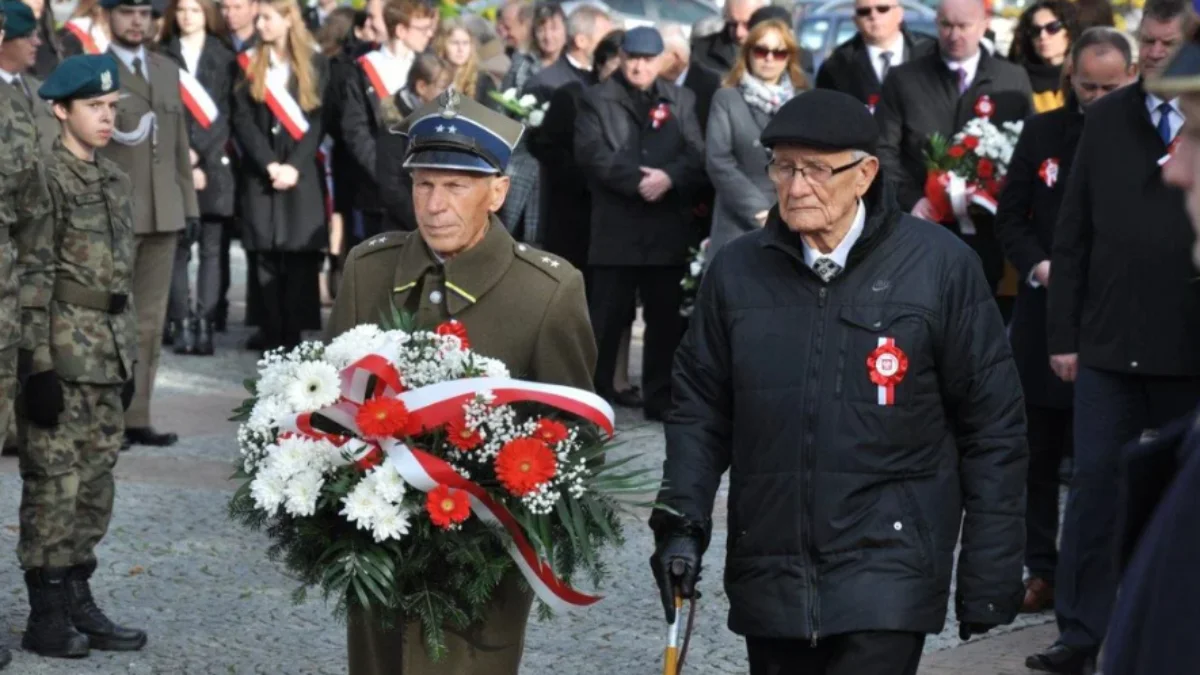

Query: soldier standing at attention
[[99, 0, 198, 449], [0, 1, 57, 149], [16, 54, 146, 660]]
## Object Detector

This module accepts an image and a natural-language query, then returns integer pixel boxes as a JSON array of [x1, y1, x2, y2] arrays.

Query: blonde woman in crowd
[[436, 17, 498, 107]]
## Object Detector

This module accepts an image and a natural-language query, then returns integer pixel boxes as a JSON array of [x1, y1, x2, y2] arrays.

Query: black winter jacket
[[653, 178, 1028, 640]]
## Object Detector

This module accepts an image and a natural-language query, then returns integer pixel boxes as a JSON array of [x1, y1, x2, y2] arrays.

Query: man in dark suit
[[575, 27, 705, 420], [1038, 1, 1198, 672], [521, 4, 611, 103], [815, 0, 934, 110], [994, 27, 1135, 618], [875, 0, 1032, 292]]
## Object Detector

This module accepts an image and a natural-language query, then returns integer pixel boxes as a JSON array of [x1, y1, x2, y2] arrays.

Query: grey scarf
[[738, 73, 795, 116]]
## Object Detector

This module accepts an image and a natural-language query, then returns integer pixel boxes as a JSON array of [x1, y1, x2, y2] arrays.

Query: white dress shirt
[[1147, 93, 1183, 143], [0, 68, 16, 84], [266, 51, 292, 90], [110, 43, 149, 79], [802, 200, 866, 271], [180, 39, 202, 74], [866, 34, 905, 84], [567, 53, 592, 72], [943, 49, 982, 90]]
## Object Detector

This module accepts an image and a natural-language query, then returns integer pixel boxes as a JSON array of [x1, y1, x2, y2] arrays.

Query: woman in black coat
[[161, 0, 236, 355], [1008, 0, 1078, 113], [232, 0, 329, 351]]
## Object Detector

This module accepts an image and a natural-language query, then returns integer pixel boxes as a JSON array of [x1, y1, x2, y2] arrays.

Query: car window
[[798, 19, 831, 53], [834, 18, 858, 47], [656, 0, 719, 23], [606, 0, 646, 14], [907, 19, 937, 38]]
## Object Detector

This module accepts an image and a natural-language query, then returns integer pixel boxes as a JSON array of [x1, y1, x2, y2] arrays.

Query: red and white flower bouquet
[[229, 314, 657, 659], [922, 95, 1024, 233]]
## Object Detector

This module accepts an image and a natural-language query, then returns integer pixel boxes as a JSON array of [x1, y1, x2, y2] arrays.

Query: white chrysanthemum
[[250, 465, 288, 513], [256, 360, 297, 399], [248, 396, 293, 430], [285, 361, 341, 412], [527, 109, 545, 127], [368, 464, 406, 504], [481, 359, 510, 379], [370, 507, 411, 542], [283, 468, 324, 517], [324, 324, 387, 369], [340, 481, 378, 531], [518, 93, 537, 108]]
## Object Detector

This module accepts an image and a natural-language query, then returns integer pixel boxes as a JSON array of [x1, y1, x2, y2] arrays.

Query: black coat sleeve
[[661, 88, 707, 195], [527, 84, 580, 172], [936, 244, 1028, 626], [230, 71, 280, 173], [994, 119, 1048, 280], [573, 91, 644, 199], [651, 249, 734, 549], [1047, 122, 1092, 356], [376, 128, 415, 231], [815, 58, 838, 92], [338, 64, 379, 182], [875, 73, 920, 210], [58, 30, 84, 59]]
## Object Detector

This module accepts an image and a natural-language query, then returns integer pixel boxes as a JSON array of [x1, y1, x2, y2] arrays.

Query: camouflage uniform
[[14, 138, 137, 571], [0, 90, 54, 451]]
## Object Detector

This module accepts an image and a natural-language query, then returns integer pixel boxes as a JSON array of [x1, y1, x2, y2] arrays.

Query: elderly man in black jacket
[[1038, 0, 1200, 672], [575, 26, 706, 419], [815, 0, 934, 110], [649, 88, 1027, 675], [876, 0, 1032, 292], [993, 27, 1135, 618]]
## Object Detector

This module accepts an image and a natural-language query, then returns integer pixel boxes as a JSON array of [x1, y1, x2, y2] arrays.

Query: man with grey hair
[[692, 0, 767, 75], [496, 0, 532, 57], [660, 22, 721, 132], [521, 3, 612, 101]]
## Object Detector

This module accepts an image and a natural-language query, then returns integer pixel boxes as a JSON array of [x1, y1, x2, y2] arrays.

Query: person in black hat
[[575, 25, 706, 419], [649, 88, 1027, 675]]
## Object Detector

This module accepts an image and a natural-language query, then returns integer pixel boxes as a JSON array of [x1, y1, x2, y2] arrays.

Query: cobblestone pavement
[[0, 245, 1052, 674]]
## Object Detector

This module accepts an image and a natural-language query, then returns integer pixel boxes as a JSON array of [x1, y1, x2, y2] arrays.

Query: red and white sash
[[357, 49, 405, 100], [237, 49, 309, 141], [64, 17, 109, 55], [179, 69, 219, 130]]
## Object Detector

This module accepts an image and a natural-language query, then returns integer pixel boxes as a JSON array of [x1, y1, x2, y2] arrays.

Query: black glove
[[121, 379, 135, 411], [649, 535, 702, 624], [959, 622, 997, 641], [185, 218, 201, 245], [22, 370, 64, 428]]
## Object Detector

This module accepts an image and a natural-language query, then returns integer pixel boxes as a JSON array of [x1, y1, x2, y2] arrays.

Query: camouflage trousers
[[0, 345, 15, 449], [18, 382, 123, 570]]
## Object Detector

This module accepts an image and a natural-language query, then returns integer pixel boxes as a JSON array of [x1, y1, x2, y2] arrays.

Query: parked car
[[797, 0, 938, 74]]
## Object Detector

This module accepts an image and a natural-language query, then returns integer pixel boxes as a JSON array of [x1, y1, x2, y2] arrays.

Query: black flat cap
[[760, 89, 879, 154]]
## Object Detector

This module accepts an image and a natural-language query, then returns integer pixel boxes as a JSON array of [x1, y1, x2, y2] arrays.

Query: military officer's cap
[[1147, 28, 1200, 97], [622, 27, 664, 57], [38, 54, 121, 102], [0, 1, 37, 39], [761, 89, 880, 154], [401, 88, 525, 175], [98, 0, 153, 10]]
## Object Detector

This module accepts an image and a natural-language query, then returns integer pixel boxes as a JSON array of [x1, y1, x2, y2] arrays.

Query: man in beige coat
[[98, 0, 198, 447]]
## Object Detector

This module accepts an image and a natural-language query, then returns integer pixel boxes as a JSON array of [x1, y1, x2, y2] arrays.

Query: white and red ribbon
[[946, 172, 997, 236], [358, 50, 405, 100], [237, 50, 310, 141], [868, 337, 908, 406], [64, 18, 108, 55], [279, 354, 616, 611], [179, 68, 219, 130]]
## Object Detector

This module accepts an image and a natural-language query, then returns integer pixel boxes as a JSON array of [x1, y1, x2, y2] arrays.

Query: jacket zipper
[[809, 286, 827, 646]]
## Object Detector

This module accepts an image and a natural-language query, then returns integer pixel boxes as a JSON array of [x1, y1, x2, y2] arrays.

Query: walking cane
[[662, 560, 698, 675]]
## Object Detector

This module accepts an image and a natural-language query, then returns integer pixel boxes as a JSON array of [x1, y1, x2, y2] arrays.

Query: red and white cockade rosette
[[650, 102, 671, 129], [232, 321, 646, 633], [867, 337, 908, 406], [923, 95, 1023, 234]]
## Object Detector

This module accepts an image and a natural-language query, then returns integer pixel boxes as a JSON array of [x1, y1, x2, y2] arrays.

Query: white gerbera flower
[[283, 468, 325, 517], [324, 324, 387, 369], [285, 361, 341, 412], [370, 507, 411, 542]]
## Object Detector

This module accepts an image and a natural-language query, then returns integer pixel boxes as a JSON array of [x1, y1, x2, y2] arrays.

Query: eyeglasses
[[1032, 20, 1064, 36], [854, 5, 896, 17], [751, 45, 792, 61], [767, 158, 864, 185]]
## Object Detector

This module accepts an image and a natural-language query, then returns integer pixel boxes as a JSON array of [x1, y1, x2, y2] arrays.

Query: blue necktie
[[1157, 101, 1174, 145]]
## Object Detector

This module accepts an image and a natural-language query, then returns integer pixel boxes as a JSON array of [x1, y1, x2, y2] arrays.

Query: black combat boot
[[194, 319, 215, 356], [22, 568, 89, 658], [65, 562, 147, 651], [174, 318, 197, 355]]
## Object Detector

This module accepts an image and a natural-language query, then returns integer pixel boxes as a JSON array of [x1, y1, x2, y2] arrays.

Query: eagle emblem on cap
[[440, 87, 461, 118], [101, 70, 113, 92]]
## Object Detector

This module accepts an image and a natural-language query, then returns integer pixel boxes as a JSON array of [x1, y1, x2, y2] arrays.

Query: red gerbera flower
[[446, 415, 483, 451], [962, 135, 979, 150], [533, 419, 568, 445], [977, 158, 995, 179], [426, 485, 471, 529], [947, 145, 966, 159], [495, 438, 557, 496], [355, 397, 411, 439], [435, 320, 471, 349], [354, 445, 384, 472]]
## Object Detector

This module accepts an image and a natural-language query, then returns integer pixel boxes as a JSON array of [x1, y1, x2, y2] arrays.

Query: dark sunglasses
[[751, 45, 792, 61], [1032, 20, 1064, 36], [855, 5, 896, 17]]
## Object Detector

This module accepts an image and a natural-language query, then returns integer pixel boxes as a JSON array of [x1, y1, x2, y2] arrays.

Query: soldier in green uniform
[[325, 90, 597, 675], [14, 54, 147, 660], [0, 1, 57, 150]]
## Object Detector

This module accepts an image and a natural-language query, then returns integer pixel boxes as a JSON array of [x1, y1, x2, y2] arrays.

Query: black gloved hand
[[959, 622, 997, 641], [22, 370, 64, 428], [649, 535, 702, 624], [185, 218, 201, 245], [121, 379, 135, 411]]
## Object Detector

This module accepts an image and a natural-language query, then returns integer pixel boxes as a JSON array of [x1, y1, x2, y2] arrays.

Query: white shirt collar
[[866, 33, 905, 63], [566, 52, 591, 72], [1146, 93, 1181, 116], [0, 68, 15, 84], [109, 43, 147, 74], [674, 66, 689, 87], [803, 200, 866, 270], [943, 49, 982, 89]]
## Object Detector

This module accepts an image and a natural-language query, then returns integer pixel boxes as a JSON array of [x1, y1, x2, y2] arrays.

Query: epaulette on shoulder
[[512, 241, 575, 282], [351, 231, 411, 260]]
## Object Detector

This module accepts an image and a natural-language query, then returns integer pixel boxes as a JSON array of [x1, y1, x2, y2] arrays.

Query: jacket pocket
[[898, 481, 935, 576], [837, 305, 929, 407]]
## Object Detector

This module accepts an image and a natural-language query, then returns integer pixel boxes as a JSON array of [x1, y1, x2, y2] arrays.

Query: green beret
[[38, 54, 121, 102], [98, 0, 152, 9], [0, 1, 37, 40]]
